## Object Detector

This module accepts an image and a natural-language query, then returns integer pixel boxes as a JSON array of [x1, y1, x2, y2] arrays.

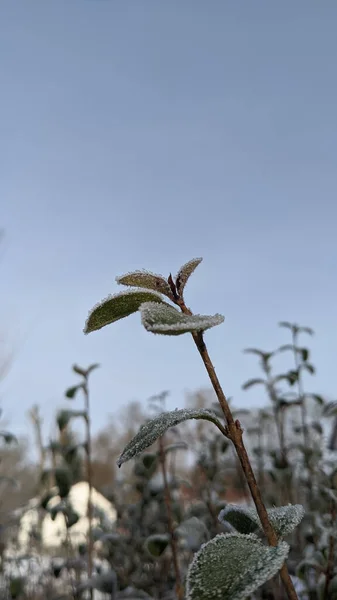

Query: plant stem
[[158, 437, 184, 600], [83, 380, 94, 600], [192, 331, 298, 598], [174, 292, 298, 599]]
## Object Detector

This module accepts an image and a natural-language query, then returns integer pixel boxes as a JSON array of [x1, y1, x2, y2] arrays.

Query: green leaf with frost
[[117, 409, 225, 467], [175, 257, 203, 295], [219, 504, 305, 537], [84, 289, 166, 334], [145, 533, 170, 557], [218, 506, 259, 535], [116, 270, 174, 301], [175, 517, 210, 552], [140, 302, 224, 336], [185, 532, 289, 600]]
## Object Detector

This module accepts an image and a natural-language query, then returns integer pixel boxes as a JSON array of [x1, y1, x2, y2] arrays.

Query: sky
[[1, 1, 337, 445]]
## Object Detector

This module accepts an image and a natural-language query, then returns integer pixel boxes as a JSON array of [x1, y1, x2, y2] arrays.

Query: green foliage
[[84, 289, 166, 333], [145, 533, 170, 557], [49, 500, 80, 528], [65, 384, 83, 399], [185, 532, 289, 600], [116, 269, 175, 301], [140, 302, 224, 336], [56, 409, 87, 431], [117, 408, 226, 467], [218, 504, 305, 538], [175, 257, 203, 296], [9, 576, 25, 599], [54, 466, 73, 498], [72, 362, 100, 378]]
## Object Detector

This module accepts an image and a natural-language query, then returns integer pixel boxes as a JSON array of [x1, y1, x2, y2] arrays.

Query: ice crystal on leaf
[[116, 270, 174, 301], [175, 257, 203, 296], [84, 289, 166, 334], [218, 503, 305, 538], [117, 409, 225, 467], [185, 532, 289, 600], [140, 302, 224, 336]]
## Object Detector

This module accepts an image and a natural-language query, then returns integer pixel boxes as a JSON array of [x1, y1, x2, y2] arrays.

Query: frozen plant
[[84, 257, 304, 600]]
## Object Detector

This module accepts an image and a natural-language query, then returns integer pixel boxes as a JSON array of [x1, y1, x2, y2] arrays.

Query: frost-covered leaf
[[140, 302, 224, 336], [145, 533, 170, 557], [185, 532, 289, 600], [218, 504, 305, 537], [175, 517, 210, 552], [84, 289, 166, 334], [175, 257, 203, 296], [117, 409, 225, 467], [56, 409, 87, 431], [218, 506, 259, 535], [116, 270, 174, 301]]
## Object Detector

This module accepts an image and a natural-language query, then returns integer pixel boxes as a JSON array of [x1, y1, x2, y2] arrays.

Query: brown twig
[[174, 292, 299, 600], [158, 437, 184, 600]]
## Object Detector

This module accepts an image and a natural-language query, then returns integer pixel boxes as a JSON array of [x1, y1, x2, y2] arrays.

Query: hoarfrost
[[84, 289, 165, 334], [116, 270, 174, 301], [117, 409, 224, 467], [175, 257, 203, 295], [186, 532, 289, 600], [140, 302, 224, 336], [219, 503, 305, 537]]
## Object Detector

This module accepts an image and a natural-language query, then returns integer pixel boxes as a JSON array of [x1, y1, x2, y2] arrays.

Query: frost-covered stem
[[83, 380, 94, 599], [323, 501, 336, 600], [158, 437, 184, 600], [174, 299, 298, 600]]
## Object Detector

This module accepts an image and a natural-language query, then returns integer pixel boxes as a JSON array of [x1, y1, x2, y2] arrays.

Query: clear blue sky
[[1, 1, 337, 442]]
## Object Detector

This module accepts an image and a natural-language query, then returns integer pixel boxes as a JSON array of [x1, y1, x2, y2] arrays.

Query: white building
[[13, 481, 117, 552]]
